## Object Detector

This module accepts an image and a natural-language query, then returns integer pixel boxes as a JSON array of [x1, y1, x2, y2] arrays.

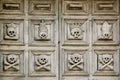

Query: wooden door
[[0, 0, 119, 80]]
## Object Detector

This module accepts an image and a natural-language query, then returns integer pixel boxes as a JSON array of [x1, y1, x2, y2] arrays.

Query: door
[[0, 0, 119, 80]]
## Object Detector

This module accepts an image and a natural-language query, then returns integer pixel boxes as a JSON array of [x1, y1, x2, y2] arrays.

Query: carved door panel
[[60, 0, 119, 80], [0, 0, 119, 80], [0, 0, 58, 80]]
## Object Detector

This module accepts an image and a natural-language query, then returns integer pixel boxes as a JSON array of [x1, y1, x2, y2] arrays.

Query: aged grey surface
[[0, 0, 120, 80]]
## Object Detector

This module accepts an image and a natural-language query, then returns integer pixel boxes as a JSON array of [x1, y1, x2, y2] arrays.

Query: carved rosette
[[35, 54, 51, 71], [68, 53, 84, 71], [3, 54, 20, 71], [98, 54, 114, 71]]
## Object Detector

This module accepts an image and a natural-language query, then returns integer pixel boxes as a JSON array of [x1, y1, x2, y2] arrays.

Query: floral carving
[[35, 55, 50, 71], [98, 21, 113, 40], [68, 53, 83, 71], [4, 54, 19, 71], [68, 22, 84, 40], [98, 54, 114, 71]]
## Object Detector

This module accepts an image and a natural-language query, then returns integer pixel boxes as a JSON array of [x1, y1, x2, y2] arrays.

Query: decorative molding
[[0, 0, 24, 14], [63, 0, 88, 15], [29, 0, 55, 15], [93, 0, 119, 15], [3, 3, 20, 10]]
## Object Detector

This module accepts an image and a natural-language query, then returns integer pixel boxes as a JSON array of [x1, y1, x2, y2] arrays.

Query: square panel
[[62, 18, 89, 46], [0, 19, 24, 45], [0, 0, 24, 14], [63, 0, 89, 15], [92, 17, 119, 45], [93, 48, 119, 76], [29, 0, 55, 15], [62, 48, 89, 76], [29, 50, 56, 77], [0, 50, 24, 76], [29, 19, 55, 46], [92, 0, 119, 15]]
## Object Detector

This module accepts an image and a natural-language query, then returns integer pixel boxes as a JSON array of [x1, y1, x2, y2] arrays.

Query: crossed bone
[[35, 59, 50, 71], [69, 58, 83, 70], [4, 58, 19, 71], [99, 58, 113, 70]]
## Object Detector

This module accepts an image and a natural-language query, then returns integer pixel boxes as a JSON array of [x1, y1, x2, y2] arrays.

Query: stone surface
[[0, 0, 119, 80]]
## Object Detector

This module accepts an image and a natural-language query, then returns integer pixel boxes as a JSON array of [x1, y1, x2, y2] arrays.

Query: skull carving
[[39, 32, 48, 39], [102, 54, 112, 63], [37, 55, 48, 65], [7, 54, 18, 64], [99, 21, 113, 40], [6, 23, 17, 37], [38, 20, 48, 40], [71, 28, 82, 38], [71, 54, 82, 63]]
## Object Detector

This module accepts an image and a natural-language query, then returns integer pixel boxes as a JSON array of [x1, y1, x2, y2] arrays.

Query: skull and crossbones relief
[[35, 55, 50, 71], [4, 54, 19, 71], [98, 54, 113, 71], [68, 53, 83, 71]]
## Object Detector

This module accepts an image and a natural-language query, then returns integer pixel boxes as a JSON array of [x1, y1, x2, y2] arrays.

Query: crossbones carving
[[4, 54, 19, 71], [35, 55, 50, 71], [68, 53, 83, 70], [99, 54, 113, 71]]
